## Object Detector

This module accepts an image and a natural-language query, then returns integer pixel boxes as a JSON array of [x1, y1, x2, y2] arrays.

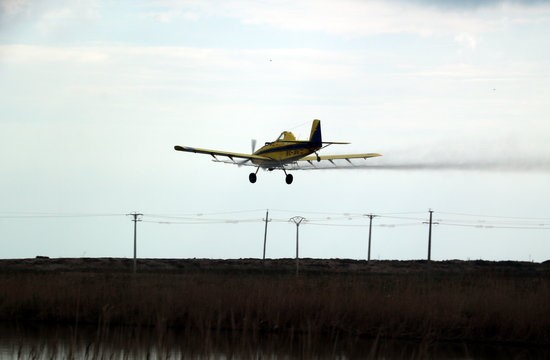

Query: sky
[[1, 0, 549, 262]]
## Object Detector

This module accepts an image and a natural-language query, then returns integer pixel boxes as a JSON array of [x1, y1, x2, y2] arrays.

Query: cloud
[[0, 44, 109, 63], [0, 0, 28, 31], [0, 0, 100, 34], [403, 0, 550, 11], [144, 9, 199, 23], [35, 7, 76, 33], [161, 0, 550, 38], [219, 0, 450, 36], [0, 44, 357, 82], [455, 33, 478, 49], [404, 61, 550, 83], [0, 0, 27, 16]]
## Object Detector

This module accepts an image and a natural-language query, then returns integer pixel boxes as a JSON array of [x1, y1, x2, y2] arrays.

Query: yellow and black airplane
[[174, 119, 381, 184]]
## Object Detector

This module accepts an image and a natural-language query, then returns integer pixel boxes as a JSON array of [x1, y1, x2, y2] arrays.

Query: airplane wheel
[[285, 174, 293, 185], [249, 173, 257, 183]]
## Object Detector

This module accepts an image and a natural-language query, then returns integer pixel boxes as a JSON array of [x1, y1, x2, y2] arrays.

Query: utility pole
[[366, 214, 376, 262], [262, 210, 271, 260], [423, 210, 438, 261], [127, 212, 143, 273], [428, 210, 433, 261], [289, 216, 306, 275]]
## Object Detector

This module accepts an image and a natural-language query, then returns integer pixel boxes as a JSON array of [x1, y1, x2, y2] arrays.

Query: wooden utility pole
[[127, 212, 143, 273], [366, 214, 376, 262], [289, 216, 306, 275], [262, 210, 270, 260], [422, 210, 437, 261], [428, 210, 433, 261]]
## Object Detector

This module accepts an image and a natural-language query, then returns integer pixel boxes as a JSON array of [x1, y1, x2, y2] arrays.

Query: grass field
[[0, 258, 548, 347]]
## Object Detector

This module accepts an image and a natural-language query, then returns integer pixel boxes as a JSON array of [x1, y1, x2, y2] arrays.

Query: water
[[0, 324, 546, 359]]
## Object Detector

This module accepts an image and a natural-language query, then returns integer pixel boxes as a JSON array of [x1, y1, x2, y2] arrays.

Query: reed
[[0, 259, 548, 346]]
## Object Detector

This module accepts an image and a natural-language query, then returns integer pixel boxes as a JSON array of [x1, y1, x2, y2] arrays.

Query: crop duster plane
[[174, 119, 381, 184]]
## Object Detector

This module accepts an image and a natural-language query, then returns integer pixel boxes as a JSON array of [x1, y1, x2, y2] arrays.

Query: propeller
[[237, 139, 258, 167]]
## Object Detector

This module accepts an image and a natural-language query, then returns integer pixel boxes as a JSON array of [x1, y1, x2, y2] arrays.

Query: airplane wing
[[174, 145, 269, 164], [287, 153, 382, 170], [301, 153, 382, 161]]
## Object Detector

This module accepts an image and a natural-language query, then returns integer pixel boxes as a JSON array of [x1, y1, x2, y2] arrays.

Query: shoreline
[[1, 257, 548, 274]]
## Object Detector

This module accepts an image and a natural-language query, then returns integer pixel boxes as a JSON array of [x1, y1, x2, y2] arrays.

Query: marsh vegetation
[[0, 258, 548, 358]]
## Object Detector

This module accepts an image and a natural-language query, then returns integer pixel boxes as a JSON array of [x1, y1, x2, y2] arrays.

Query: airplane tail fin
[[309, 119, 322, 144]]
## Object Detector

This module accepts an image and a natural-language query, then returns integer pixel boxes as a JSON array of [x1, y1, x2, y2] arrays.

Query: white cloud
[[0, 44, 109, 63], [35, 7, 76, 33], [0, 0, 100, 34], [455, 32, 478, 49], [405, 61, 549, 82], [162, 0, 550, 37], [0, 44, 358, 82], [145, 9, 199, 23], [0, 0, 27, 16]]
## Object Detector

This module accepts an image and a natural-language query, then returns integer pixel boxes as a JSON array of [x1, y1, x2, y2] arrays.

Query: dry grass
[[0, 258, 548, 346]]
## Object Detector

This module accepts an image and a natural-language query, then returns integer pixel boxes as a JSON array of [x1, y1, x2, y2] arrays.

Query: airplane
[[174, 119, 381, 184]]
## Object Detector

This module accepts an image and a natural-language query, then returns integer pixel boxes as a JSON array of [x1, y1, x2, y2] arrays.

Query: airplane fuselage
[[251, 140, 322, 167]]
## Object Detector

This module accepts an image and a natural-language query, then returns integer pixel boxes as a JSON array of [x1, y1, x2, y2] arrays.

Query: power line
[[1, 209, 549, 230], [305, 222, 420, 228], [270, 209, 366, 217], [437, 222, 550, 230], [438, 211, 550, 221], [142, 218, 263, 225], [436, 216, 548, 224], [377, 215, 427, 221], [2, 208, 549, 263], [145, 209, 266, 218], [0, 213, 125, 219]]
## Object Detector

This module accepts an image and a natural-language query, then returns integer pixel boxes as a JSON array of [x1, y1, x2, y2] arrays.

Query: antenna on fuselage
[[288, 120, 310, 131]]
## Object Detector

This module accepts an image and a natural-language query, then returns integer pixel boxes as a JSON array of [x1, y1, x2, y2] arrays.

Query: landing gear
[[315, 152, 321, 162], [249, 167, 293, 184], [249, 167, 260, 183], [285, 173, 293, 184], [282, 168, 294, 184]]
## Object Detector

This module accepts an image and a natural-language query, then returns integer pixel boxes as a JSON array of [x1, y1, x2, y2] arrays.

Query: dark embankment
[[0, 258, 548, 346]]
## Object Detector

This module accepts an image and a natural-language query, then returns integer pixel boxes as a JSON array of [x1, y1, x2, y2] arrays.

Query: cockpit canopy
[[276, 131, 296, 142]]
